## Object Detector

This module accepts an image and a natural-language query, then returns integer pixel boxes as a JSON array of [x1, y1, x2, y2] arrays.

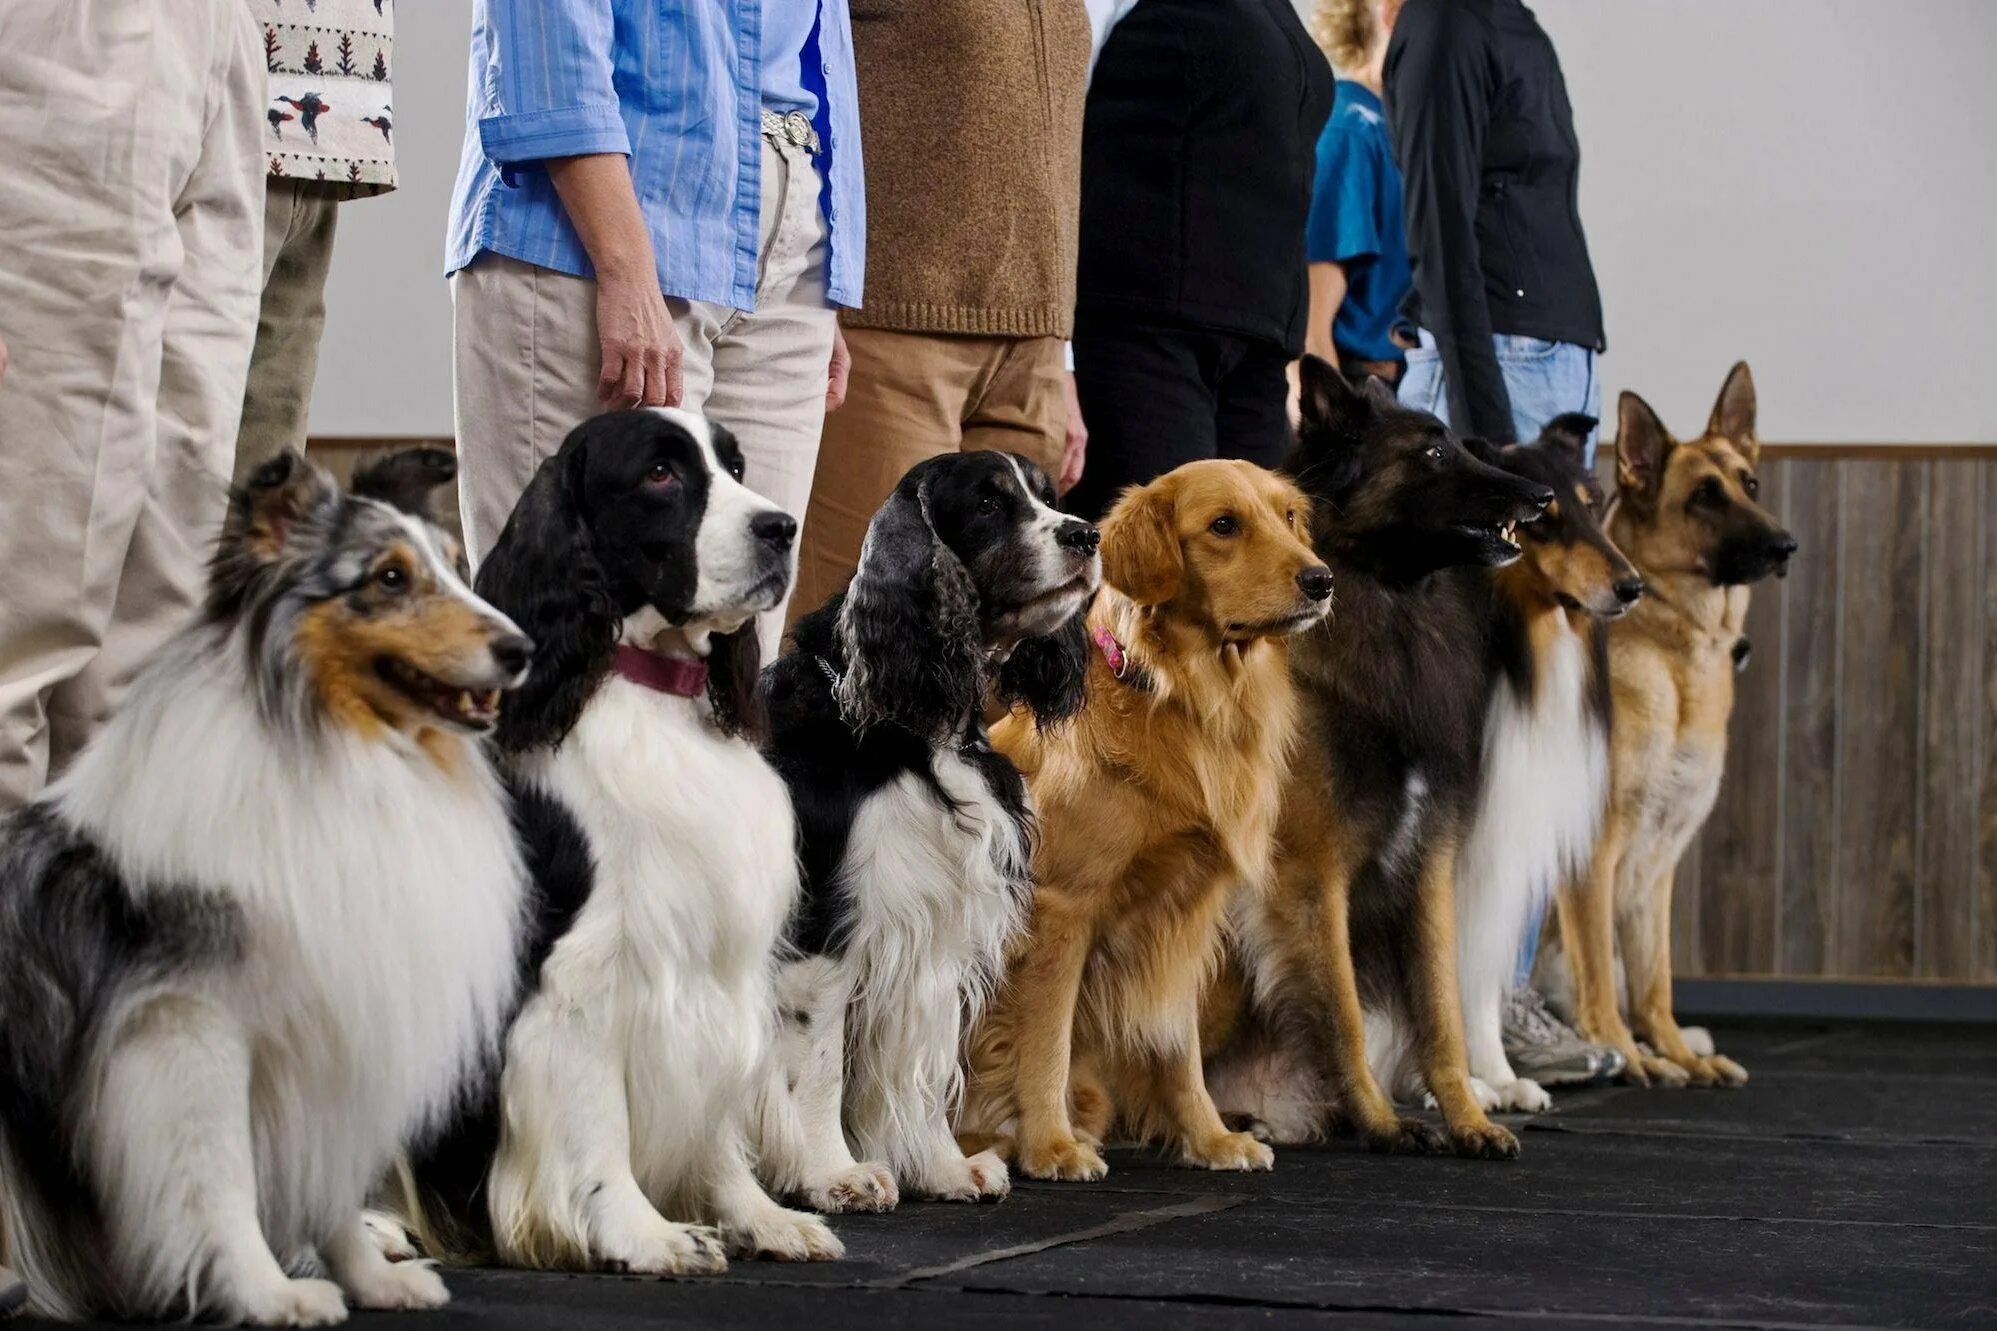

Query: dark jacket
[[1385, 0, 1604, 442], [1077, 0, 1334, 353]]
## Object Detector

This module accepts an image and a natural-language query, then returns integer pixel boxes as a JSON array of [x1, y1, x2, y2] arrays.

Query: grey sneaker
[[1503, 986, 1627, 1087], [0, 1264, 26, 1318]]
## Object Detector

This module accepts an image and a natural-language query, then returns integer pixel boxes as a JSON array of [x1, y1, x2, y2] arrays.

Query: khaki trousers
[[454, 138, 835, 660], [793, 329, 1067, 616], [235, 180, 342, 482], [0, 0, 264, 811]]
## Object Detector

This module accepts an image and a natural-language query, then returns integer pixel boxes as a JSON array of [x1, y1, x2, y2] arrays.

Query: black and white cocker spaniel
[[397, 407, 859, 1274], [762, 451, 1101, 1203]]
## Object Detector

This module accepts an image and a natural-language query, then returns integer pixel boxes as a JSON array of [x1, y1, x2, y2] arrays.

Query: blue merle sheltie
[[390, 408, 844, 1275], [761, 452, 1099, 1204], [0, 450, 533, 1324]]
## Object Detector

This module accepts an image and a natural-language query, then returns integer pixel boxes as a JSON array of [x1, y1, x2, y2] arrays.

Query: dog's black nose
[[752, 511, 798, 550], [1614, 576, 1645, 605], [491, 634, 534, 676], [1058, 523, 1101, 555], [1297, 566, 1334, 601], [1527, 485, 1555, 511], [1768, 531, 1799, 560]]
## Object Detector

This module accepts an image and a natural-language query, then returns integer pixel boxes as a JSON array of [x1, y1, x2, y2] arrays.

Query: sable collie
[[395, 409, 840, 1274], [764, 452, 1098, 1205], [959, 459, 1332, 1181], [0, 451, 532, 1324], [1538, 365, 1794, 1087], [1415, 417, 1640, 1114], [1206, 360, 1551, 1159]]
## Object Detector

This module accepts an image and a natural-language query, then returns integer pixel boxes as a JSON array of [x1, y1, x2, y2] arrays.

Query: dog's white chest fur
[[838, 743, 1028, 1171], [55, 663, 525, 1246], [517, 679, 797, 1187]]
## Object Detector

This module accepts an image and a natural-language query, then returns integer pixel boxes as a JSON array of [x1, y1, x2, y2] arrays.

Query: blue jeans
[[1397, 331, 1601, 468], [1401, 330, 1599, 990]]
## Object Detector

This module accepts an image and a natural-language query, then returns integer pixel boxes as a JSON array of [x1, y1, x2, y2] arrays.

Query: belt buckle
[[783, 110, 817, 153]]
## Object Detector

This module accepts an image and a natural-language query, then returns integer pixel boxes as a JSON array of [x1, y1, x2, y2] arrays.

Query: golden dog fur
[[959, 460, 1330, 1180]]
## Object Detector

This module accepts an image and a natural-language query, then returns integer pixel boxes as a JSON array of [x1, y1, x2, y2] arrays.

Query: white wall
[[311, 0, 1997, 443]]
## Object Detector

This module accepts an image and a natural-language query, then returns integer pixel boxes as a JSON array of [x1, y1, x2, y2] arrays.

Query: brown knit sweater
[[843, 0, 1091, 338]]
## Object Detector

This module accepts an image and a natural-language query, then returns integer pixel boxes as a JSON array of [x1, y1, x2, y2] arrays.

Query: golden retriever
[[958, 460, 1332, 1180]]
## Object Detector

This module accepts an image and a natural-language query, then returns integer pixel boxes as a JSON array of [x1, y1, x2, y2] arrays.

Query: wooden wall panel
[[1981, 462, 1997, 981], [1698, 582, 1783, 974], [1918, 463, 1982, 977], [1830, 461, 1922, 977], [1775, 460, 1840, 975]]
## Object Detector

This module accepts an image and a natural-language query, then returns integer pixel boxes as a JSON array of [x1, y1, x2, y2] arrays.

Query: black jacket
[[1077, 0, 1334, 353], [1385, 0, 1604, 442]]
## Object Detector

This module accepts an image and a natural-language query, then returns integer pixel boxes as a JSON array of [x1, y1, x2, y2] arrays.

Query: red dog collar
[[612, 643, 709, 698], [1092, 626, 1130, 680]]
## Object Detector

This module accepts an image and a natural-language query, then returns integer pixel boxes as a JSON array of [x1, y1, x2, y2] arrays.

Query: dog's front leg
[[1008, 898, 1108, 1181], [1137, 998, 1274, 1173], [91, 996, 347, 1325], [703, 1123, 844, 1261], [1625, 873, 1748, 1088], [1556, 821, 1649, 1081], [763, 959, 897, 1214], [1408, 840, 1520, 1159]]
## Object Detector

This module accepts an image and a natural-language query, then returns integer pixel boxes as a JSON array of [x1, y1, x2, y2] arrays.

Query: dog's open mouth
[[1453, 514, 1535, 563], [376, 658, 502, 730]]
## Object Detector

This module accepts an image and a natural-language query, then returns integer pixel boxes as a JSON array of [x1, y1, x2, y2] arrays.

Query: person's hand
[[825, 322, 851, 413], [594, 274, 683, 409], [1058, 371, 1087, 495]]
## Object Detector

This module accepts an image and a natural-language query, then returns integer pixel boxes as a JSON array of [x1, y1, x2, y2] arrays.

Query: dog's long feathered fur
[[0, 451, 530, 1324], [763, 452, 1098, 1205], [959, 459, 1331, 1182]]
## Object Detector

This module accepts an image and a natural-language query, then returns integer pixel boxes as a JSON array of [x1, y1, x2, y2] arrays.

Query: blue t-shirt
[[763, 0, 820, 118], [1304, 81, 1410, 365]]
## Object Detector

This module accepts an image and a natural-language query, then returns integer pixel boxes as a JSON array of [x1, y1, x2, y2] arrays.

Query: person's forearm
[[1305, 262, 1348, 367], [547, 153, 657, 284]]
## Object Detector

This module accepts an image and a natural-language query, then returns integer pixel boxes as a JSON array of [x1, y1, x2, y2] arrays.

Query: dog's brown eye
[[1741, 473, 1759, 497], [646, 462, 677, 487], [376, 565, 409, 594], [978, 496, 1001, 516], [1690, 477, 1725, 509], [1210, 515, 1239, 537], [1425, 444, 1446, 462]]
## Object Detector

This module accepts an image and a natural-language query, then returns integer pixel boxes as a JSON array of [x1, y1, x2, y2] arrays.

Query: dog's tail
[[0, 1043, 114, 1321]]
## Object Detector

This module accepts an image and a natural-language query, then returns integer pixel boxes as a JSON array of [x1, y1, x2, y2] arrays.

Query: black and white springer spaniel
[[762, 452, 1101, 1202], [395, 408, 863, 1274]]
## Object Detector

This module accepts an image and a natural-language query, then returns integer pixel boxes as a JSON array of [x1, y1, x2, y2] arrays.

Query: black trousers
[[1063, 313, 1292, 520]]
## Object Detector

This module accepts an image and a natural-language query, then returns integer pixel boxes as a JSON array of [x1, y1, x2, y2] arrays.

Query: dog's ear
[[1615, 391, 1673, 500], [1099, 477, 1183, 607], [1459, 434, 1503, 467], [1295, 354, 1365, 436], [226, 450, 342, 562], [1706, 361, 1759, 464], [704, 622, 767, 744], [834, 479, 982, 742], [1537, 414, 1597, 471], [351, 446, 457, 520], [475, 438, 619, 753], [996, 601, 1092, 728]]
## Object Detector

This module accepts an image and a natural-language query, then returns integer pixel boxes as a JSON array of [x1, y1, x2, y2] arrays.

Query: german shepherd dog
[[1538, 364, 1794, 1087], [1207, 359, 1551, 1159]]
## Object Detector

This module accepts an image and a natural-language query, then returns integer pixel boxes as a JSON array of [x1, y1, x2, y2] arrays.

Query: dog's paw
[[1183, 1130, 1274, 1173], [1365, 1117, 1452, 1156], [601, 1221, 728, 1277], [724, 1207, 843, 1263], [361, 1210, 418, 1262], [1450, 1121, 1521, 1160], [967, 1150, 1012, 1200], [340, 1258, 448, 1312], [1490, 1077, 1552, 1114], [803, 1162, 899, 1214], [1018, 1133, 1109, 1182], [1634, 1053, 1692, 1088], [1704, 1053, 1749, 1086], [234, 1277, 349, 1327]]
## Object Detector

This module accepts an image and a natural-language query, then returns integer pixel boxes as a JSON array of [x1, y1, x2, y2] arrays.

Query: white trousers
[[0, 0, 265, 810], [453, 137, 836, 660]]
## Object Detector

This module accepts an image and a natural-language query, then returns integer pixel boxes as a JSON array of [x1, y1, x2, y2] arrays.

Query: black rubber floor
[[37, 1019, 1997, 1329]]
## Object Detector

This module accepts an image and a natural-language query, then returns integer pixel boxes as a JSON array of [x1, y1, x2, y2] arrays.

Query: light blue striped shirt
[[445, 0, 864, 310]]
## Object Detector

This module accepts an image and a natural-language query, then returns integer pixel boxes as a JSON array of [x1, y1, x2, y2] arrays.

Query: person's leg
[[698, 138, 836, 655], [1213, 338, 1294, 471], [234, 181, 341, 482], [452, 255, 606, 565], [957, 335, 1067, 477], [1493, 336, 1600, 464], [1064, 317, 1218, 521], [792, 329, 985, 618]]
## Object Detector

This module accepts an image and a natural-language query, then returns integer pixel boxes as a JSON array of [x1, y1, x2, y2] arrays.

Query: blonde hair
[[1313, 0, 1378, 74]]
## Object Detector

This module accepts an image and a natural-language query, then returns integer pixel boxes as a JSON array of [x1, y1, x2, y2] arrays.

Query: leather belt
[[760, 109, 821, 155]]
